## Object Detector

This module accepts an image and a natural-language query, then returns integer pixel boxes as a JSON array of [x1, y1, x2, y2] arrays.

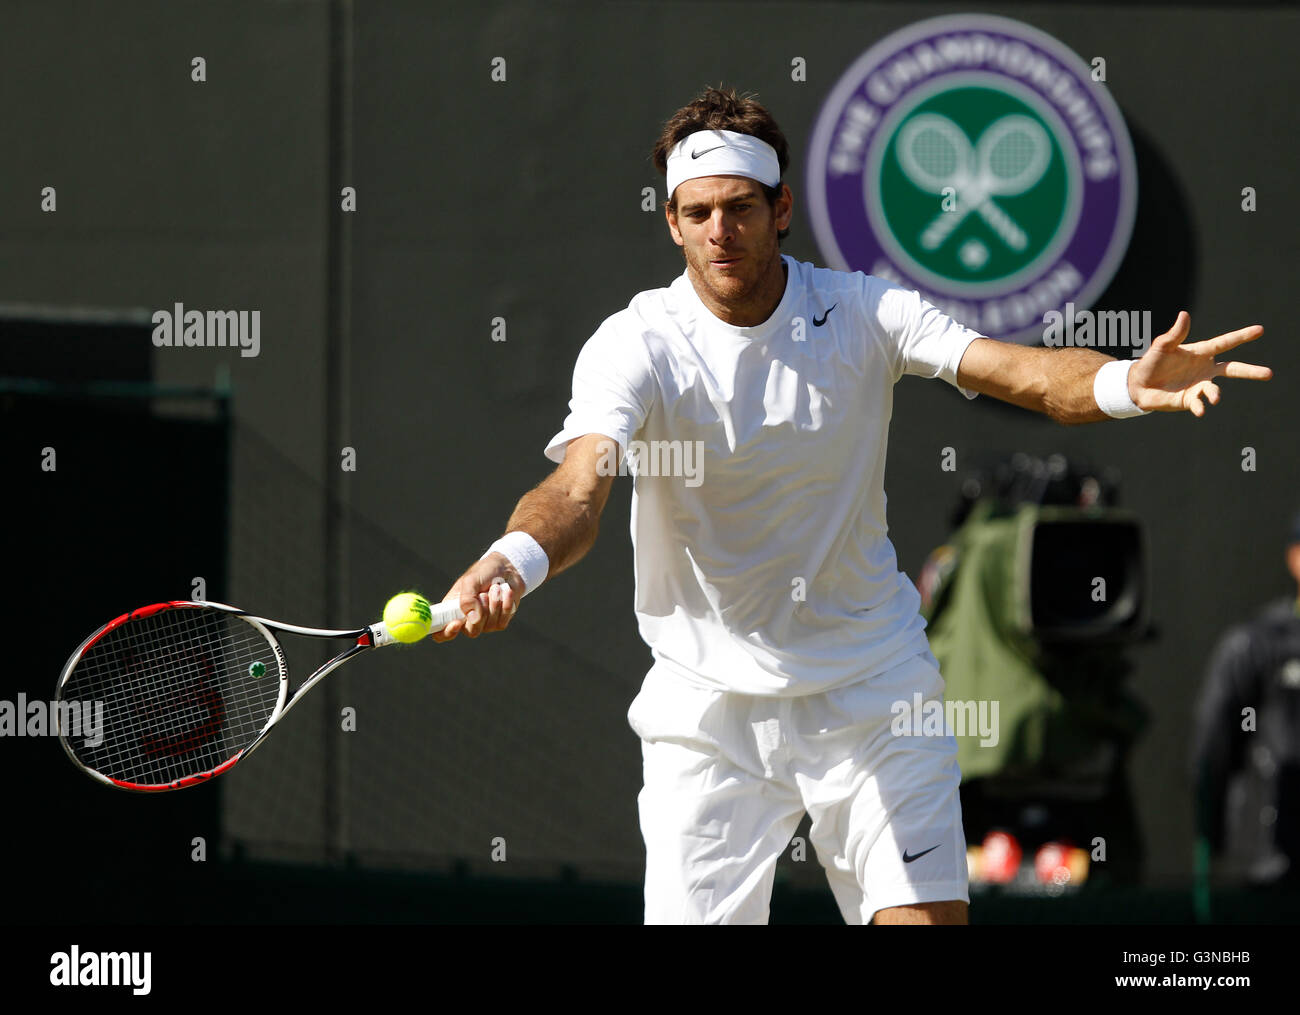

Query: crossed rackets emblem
[[895, 113, 1052, 253]]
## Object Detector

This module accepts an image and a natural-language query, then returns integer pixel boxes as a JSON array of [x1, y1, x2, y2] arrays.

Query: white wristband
[[1093, 359, 1149, 419], [484, 531, 550, 596]]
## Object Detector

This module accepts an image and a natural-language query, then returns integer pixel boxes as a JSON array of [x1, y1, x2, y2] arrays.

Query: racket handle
[[427, 600, 466, 629], [978, 199, 1027, 251], [370, 600, 465, 647]]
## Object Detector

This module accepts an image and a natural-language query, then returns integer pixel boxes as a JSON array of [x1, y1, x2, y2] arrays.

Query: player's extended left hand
[[1128, 311, 1272, 417]]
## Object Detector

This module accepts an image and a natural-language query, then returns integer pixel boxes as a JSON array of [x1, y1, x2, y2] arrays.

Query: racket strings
[[911, 128, 961, 179], [988, 131, 1038, 181], [60, 608, 283, 786]]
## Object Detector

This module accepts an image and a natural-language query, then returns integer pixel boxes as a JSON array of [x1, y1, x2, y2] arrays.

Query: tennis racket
[[54, 598, 464, 792], [895, 112, 1051, 252]]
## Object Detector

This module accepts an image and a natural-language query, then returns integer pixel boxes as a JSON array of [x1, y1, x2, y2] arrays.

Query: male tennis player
[[434, 87, 1271, 924]]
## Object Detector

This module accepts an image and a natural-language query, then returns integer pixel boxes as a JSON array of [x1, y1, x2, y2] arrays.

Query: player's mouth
[[710, 255, 742, 268]]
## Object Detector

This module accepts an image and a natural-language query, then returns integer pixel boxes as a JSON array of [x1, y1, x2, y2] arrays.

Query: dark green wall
[[3, 1, 1297, 905]]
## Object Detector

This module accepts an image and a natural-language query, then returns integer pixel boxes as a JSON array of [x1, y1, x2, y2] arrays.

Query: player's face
[[667, 176, 791, 314]]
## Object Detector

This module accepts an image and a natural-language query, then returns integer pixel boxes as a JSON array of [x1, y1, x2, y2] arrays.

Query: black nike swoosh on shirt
[[902, 844, 941, 863], [691, 145, 725, 159], [813, 303, 838, 327]]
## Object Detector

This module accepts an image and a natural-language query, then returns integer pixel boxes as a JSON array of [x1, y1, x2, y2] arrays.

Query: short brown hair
[[652, 86, 791, 241]]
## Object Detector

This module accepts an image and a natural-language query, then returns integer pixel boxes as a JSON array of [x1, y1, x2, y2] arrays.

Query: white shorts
[[627, 649, 968, 924]]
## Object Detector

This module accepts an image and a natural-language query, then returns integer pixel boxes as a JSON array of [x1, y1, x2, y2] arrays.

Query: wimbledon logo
[[806, 14, 1137, 343]]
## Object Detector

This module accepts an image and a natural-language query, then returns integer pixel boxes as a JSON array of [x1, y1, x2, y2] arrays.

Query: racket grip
[[368, 601, 466, 647], [428, 600, 466, 628]]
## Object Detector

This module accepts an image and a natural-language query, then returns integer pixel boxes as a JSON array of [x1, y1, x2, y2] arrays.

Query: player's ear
[[774, 184, 793, 232]]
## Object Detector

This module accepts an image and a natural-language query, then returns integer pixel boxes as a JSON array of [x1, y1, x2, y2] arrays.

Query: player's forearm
[[958, 339, 1140, 423], [504, 474, 604, 579], [1038, 347, 1120, 424]]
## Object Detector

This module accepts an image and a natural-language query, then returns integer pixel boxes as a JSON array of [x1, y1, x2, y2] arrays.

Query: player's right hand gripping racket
[[54, 599, 463, 792]]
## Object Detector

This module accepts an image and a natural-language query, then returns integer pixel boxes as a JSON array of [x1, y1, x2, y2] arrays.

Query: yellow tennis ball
[[383, 592, 433, 644]]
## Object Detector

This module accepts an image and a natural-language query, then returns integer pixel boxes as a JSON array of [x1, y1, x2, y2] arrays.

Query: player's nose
[[707, 208, 734, 241]]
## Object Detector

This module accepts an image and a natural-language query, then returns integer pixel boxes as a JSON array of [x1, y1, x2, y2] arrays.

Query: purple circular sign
[[806, 15, 1138, 343]]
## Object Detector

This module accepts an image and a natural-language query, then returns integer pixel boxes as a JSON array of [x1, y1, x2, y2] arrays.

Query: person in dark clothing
[[1192, 511, 1300, 885]]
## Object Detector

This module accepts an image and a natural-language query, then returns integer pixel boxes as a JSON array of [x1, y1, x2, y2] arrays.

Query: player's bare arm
[[433, 432, 616, 641], [956, 311, 1271, 424]]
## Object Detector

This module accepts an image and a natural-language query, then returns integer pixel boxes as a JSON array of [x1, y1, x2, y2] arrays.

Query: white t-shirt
[[545, 255, 983, 696]]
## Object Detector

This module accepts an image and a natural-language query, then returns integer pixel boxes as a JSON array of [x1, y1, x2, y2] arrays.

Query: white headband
[[664, 129, 781, 200]]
